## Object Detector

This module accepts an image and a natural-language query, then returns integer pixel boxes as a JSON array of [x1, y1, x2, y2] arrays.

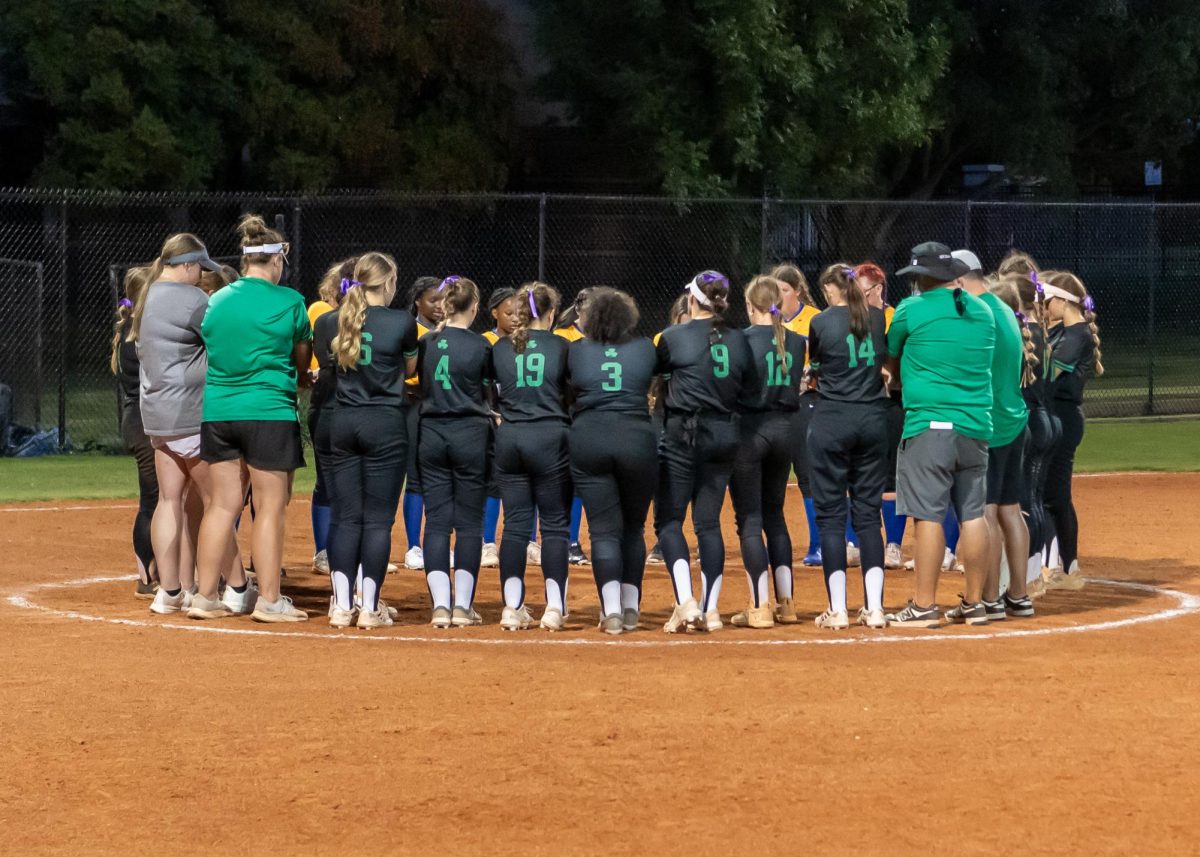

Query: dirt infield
[[2, 473, 1199, 856]]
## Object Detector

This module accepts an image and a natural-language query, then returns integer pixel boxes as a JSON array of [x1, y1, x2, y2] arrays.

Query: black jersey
[[568, 337, 656, 416], [1048, 322, 1095, 405], [418, 326, 492, 417], [319, 306, 419, 409], [312, 312, 339, 410], [490, 330, 569, 423], [116, 319, 139, 410], [807, 306, 889, 403], [1023, 322, 1050, 409], [739, 325, 807, 413], [655, 319, 751, 414]]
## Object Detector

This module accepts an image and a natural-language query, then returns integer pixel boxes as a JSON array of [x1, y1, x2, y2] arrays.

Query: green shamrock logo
[[437, 339, 448, 350], [605, 348, 618, 357]]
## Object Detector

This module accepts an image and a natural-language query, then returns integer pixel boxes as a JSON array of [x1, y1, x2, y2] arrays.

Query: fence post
[[963, 200, 972, 249], [57, 199, 68, 451], [537, 194, 547, 282], [1145, 202, 1158, 415], [34, 262, 44, 427], [292, 197, 303, 293], [760, 194, 769, 271]]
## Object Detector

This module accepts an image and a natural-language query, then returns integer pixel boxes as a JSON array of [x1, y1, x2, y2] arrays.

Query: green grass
[[0, 419, 1196, 503]]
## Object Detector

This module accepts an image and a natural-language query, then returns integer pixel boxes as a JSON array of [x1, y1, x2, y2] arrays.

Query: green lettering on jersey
[[764, 350, 792, 386], [711, 343, 730, 378], [845, 333, 876, 368], [434, 354, 452, 389], [358, 331, 373, 367], [515, 351, 545, 388]]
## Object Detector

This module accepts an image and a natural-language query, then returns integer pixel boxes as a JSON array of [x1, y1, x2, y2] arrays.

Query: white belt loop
[[930, 421, 954, 430]]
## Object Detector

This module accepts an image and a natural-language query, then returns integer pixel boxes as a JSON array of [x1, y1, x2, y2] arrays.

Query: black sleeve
[[807, 315, 823, 373], [655, 333, 671, 376], [402, 316, 419, 358]]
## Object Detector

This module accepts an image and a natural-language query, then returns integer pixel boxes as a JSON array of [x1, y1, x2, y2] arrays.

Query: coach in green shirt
[[885, 242, 995, 628], [953, 249, 1034, 616]]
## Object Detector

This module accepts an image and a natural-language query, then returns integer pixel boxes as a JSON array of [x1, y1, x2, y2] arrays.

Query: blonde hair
[[434, 277, 481, 333], [318, 257, 357, 306], [237, 213, 286, 273], [770, 263, 816, 307], [818, 263, 871, 341], [1046, 271, 1104, 377], [512, 281, 561, 354], [110, 265, 151, 373], [997, 250, 1040, 278], [129, 233, 207, 342], [745, 276, 788, 364], [332, 252, 398, 369], [990, 276, 1038, 387]]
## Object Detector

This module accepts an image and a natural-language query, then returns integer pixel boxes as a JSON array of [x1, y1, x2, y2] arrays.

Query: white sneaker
[[251, 595, 308, 623], [481, 543, 500, 568], [500, 605, 534, 631], [663, 598, 702, 633], [526, 541, 542, 566], [703, 609, 722, 631], [328, 598, 357, 629], [150, 587, 193, 615], [312, 550, 330, 575], [451, 606, 482, 627], [814, 609, 850, 630], [404, 546, 424, 570], [386, 562, 399, 575], [857, 606, 888, 629], [884, 543, 903, 569], [221, 581, 258, 615], [187, 592, 233, 620], [943, 548, 960, 572], [846, 543, 861, 567], [540, 607, 565, 631], [357, 606, 394, 629]]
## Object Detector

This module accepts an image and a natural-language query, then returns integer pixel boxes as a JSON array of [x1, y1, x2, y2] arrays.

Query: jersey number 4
[[434, 354, 452, 389], [515, 352, 545, 388], [846, 334, 876, 368]]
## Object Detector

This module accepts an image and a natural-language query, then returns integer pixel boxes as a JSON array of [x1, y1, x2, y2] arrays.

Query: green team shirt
[[201, 277, 312, 422], [887, 287, 996, 441], [979, 291, 1030, 447]]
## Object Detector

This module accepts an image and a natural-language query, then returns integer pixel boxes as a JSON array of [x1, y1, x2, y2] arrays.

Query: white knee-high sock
[[620, 583, 640, 612], [361, 576, 379, 613], [454, 569, 476, 609], [426, 570, 451, 610], [670, 559, 693, 603], [701, 574, 722, 613], [331, 570, 353, 611], [503, 576, 523, 610], [862, 566, 884, 612], [827, 569, 847, 614], [749, 570, 768, 608], [545, 578, 564, 614], [600, 581, 621, 617], [773, 565, 793, 600]]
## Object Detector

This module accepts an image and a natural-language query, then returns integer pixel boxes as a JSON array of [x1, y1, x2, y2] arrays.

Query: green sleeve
[[886, 300, 910, 356]]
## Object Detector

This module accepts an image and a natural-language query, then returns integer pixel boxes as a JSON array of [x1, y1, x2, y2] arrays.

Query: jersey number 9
[[710, 343, 730, 378]]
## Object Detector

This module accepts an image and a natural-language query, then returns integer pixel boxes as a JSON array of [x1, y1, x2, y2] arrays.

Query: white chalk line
[[5, 574, 1199, 648]]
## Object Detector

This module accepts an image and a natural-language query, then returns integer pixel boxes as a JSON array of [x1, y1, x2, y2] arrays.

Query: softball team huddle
[[114, 217, 1101, 634]]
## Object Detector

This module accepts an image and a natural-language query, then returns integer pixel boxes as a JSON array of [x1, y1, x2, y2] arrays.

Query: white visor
[[242, 243, 286, 255], [1042, 284, 1080, 304]]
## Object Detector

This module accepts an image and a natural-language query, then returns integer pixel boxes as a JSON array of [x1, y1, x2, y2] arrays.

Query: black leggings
[[654, 411, 739, 611], [791, 390, 818, 496], [495, 420, 572, 607], [806, 399, 888, 578], [728, 411, 793, 606], [419, 416, 490, 584], [122, 405, 158, 582], [326, 406, 407, 610], [1020, 406, 1055, 562], [570, 411, 658, 607], [308, 406, 331, 506], [1044, 401, 1085, 572]]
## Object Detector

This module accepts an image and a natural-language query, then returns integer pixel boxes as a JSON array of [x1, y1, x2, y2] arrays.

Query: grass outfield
[[0, 418, 1196, 503]]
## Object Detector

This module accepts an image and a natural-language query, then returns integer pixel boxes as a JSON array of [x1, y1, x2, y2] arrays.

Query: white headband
[[242, 243, 286, 255], [685, 277, 712, 308], [1042, 284, 1080, 305]]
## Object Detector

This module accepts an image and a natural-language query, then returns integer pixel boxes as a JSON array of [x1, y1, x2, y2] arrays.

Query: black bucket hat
[[896, 242, 970, 283]]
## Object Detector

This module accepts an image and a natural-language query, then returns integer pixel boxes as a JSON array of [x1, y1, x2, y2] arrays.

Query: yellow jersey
[[555, 325, 584, 343], [483, 329, 500, 346], [306, 300, 335, 371], [653, 331, 663, 347], [884, 305, 895, 333], [782, 304, 821, 338], [405, 321, 432, 387]]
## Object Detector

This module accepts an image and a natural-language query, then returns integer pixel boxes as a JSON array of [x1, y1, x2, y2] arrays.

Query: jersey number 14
[[846, 334, 876, 368]]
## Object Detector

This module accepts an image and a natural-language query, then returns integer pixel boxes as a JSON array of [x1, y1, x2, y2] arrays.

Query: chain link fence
[[0, 190, 1196, 452]]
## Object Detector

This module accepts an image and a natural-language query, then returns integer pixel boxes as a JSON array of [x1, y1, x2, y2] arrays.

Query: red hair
[[855, 261, 887, 284]]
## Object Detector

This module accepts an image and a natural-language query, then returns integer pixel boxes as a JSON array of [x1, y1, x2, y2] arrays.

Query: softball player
[[567, 287, 658, 634], [196, 214, 311, 622], [482, 287, 518, 568], [806, 265, 890, 629], [307, 258, 354, 577], [654, 271, 752, 632], [399, 276, 445, 571], [646, 295, 691, 567], [726, 276, 806, 629], [1042, 270, 1103, 589], [554, 291, 591, 567], [111, 265, 158, 598], [316, 253, 417, 629], [769, 263, 831, 566], [491, 283, 573, 631], [417, 276, 492, 627]]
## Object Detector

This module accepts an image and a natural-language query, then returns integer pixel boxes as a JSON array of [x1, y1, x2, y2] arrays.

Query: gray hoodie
[[137, 280, 209, 436]]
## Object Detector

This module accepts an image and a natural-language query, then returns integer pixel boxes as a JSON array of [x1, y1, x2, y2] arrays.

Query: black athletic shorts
[[986, 426, 1028, 507], [201, 419, 306, 472]]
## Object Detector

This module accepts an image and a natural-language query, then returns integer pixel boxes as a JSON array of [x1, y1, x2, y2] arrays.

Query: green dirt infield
[[0, 418, 1196, 504]]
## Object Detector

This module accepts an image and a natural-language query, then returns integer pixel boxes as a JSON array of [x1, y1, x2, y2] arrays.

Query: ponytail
[[511, 281, 561, 354], [992, 276, 1038, 387], [819, 263, 870, 341], [130, 232, 208, 342], [433, 276, 481, 334], [745, 275, 788, 364], [333, 252, 397, 369], [237, 213, 287, 273], [110, 265, 150, 373], [1046, 271, 1104, 377], [687, 270, 731, 345]]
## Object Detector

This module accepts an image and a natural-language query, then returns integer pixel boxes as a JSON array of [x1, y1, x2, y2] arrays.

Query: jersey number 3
[[600, 361, 622, 391], [845, 334, 876, 368]]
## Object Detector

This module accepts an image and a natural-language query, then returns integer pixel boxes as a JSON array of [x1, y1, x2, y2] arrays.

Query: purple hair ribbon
[[118, 298, 133, 309], [528, 290, 539, 319], [697, 270, 729, 288], [1015, 310, 1026, 322], [768, 304, 780, 315], [1082, 295, 1095, 313], [843, 267, 857, 279], [339, 278, 360, 296], [1031, 270, 1044, 295], [438, 275, 461, 292]]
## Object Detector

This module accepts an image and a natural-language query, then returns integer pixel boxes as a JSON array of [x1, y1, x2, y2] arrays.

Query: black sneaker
[[568, 542, 590, 566], [646, 543, 665, 565], [135, 579, 158, 599], [1003, 593, 1035, 618], [945, 598, 989, 626], [886, 600, 942, 628], [983, 598, 1007, 621]]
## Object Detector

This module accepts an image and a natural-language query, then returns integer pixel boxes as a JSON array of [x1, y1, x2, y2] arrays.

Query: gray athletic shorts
[[896, 427, 989, 523]]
